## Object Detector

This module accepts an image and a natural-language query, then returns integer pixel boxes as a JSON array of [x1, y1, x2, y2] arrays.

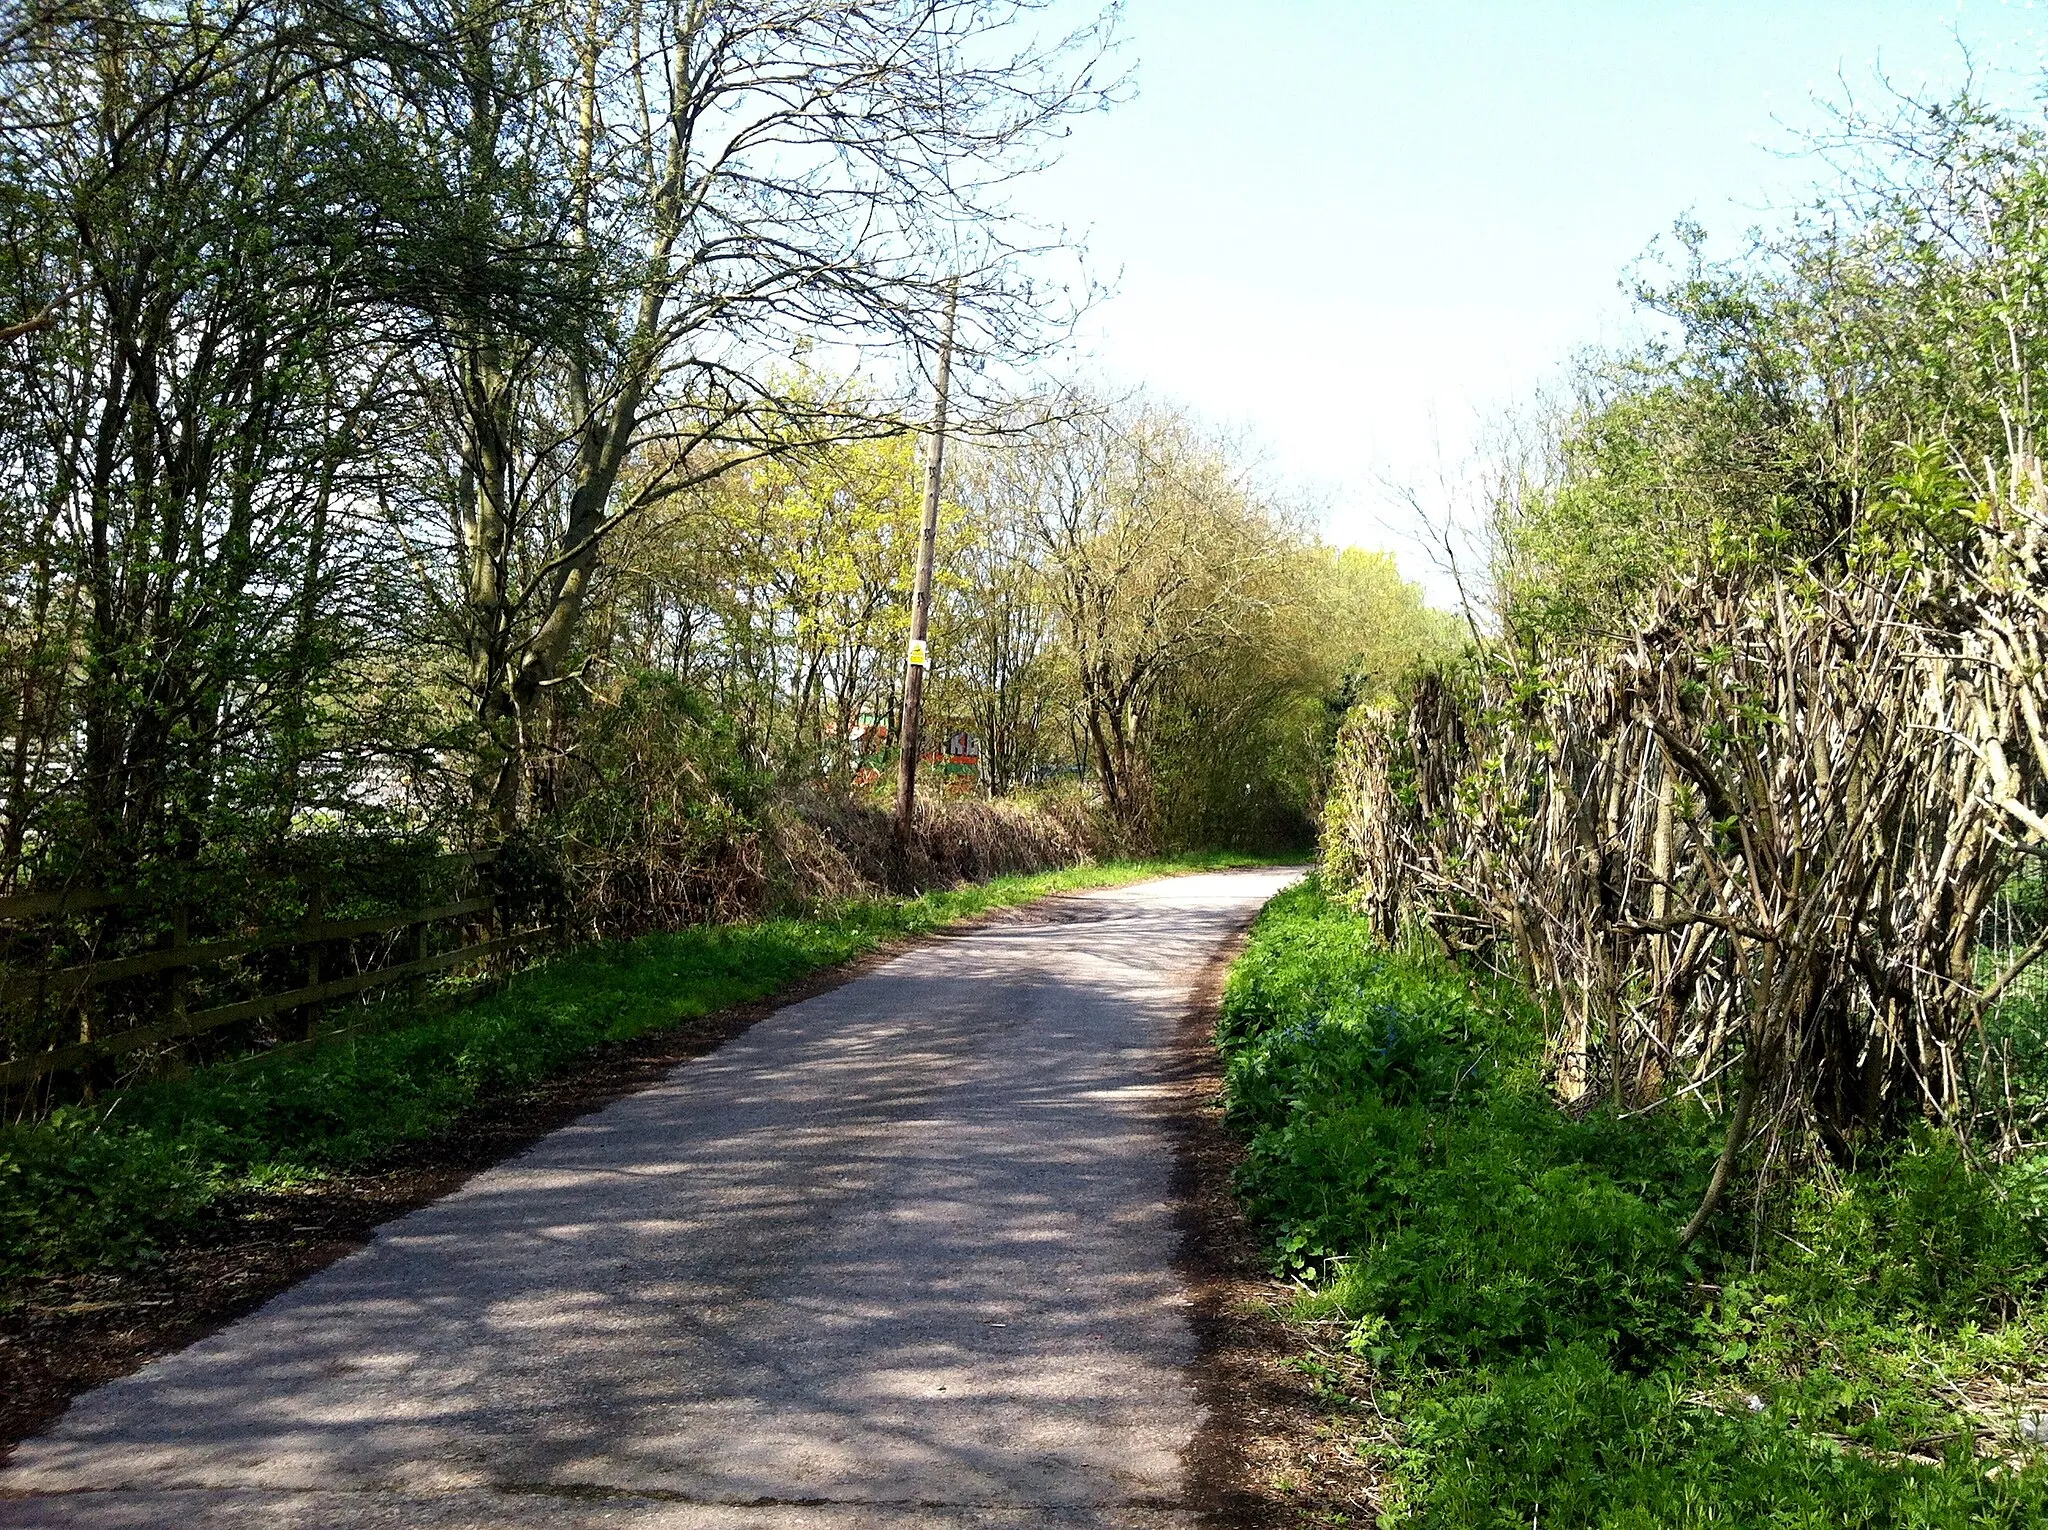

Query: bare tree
[[940, 445, 1061, 794]]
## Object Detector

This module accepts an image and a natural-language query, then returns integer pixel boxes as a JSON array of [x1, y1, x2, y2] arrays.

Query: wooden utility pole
[[894, 284, 959, 847]]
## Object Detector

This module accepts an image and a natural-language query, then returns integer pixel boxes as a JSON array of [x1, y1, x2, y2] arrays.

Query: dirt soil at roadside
[[1165, 915, 1389, 1528]]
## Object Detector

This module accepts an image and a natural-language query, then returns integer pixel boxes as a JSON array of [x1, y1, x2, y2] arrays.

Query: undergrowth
[[1220, 877, 2048, 1528], [0, 851, 1277, 1286]]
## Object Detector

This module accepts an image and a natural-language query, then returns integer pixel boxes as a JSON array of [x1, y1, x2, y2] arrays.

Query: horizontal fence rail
[[0, 848, 549, 1096]]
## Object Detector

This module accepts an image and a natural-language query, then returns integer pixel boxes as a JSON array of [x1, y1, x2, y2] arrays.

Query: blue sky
[[1012, 0, 2048, 599]]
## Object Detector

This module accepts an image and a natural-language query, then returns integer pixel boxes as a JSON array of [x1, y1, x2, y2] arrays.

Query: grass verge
[[1219, 877, 2048, 1528], [1, 851, 1281, 1287]]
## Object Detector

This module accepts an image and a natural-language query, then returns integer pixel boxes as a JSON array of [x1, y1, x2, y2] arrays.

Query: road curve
[[0, 868, 1298, 1530]]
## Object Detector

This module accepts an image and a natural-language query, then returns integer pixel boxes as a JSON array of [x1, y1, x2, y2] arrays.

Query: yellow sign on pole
[[907, 638, 929, 667]]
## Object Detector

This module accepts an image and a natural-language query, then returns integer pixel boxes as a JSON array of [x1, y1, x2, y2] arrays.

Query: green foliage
[[0, 853, 1274, 1286], [1496, 381, 1722, 642], [0, 1109, 216, 1282], [1305, 1113, 1701, 1370], [1748, 1135, 2046, 1327], [1398, 1344, 2048, 1529], [539, 672, 772, 930], [1220, 880, 2048, 1526], [1495, 95, 2048, 649], [1147, 545, 1463, 853], [1224, 883, 1708, 1364]]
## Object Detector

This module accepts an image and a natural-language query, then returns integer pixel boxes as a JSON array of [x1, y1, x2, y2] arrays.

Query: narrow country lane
[[0, 869, 1298, 1530]]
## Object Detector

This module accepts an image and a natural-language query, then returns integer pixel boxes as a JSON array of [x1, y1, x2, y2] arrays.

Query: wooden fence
[[0, 848, 550, 1097]]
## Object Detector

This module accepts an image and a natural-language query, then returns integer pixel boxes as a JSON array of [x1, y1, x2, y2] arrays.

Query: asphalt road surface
[[1, 868, 1298, 1529]]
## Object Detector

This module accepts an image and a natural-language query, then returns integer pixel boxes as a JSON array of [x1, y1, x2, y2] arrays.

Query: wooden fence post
[[484, 855, 507, 980], [408, 875, 430, 1005], [300, 883, 325, 1041], [163, 900, 190, 1079], [167, 902, 189, 1026]]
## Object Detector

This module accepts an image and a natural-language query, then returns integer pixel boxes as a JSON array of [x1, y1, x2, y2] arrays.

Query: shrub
[[0, 1111, 213, 1282]]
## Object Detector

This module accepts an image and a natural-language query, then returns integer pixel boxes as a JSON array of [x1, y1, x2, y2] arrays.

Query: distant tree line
[[0, 0, 1453, 925]]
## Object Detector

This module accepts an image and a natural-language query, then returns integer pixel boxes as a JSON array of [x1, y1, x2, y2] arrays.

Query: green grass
[[1219, 878, 2048, 1528], [1, 851, 1284, 1286]]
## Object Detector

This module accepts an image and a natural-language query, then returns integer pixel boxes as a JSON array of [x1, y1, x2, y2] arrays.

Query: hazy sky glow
[[1013, 0, 2048, 599]]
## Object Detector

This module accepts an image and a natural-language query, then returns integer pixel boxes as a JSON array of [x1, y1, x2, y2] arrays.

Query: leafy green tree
[[0, 0, 415, 884]]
